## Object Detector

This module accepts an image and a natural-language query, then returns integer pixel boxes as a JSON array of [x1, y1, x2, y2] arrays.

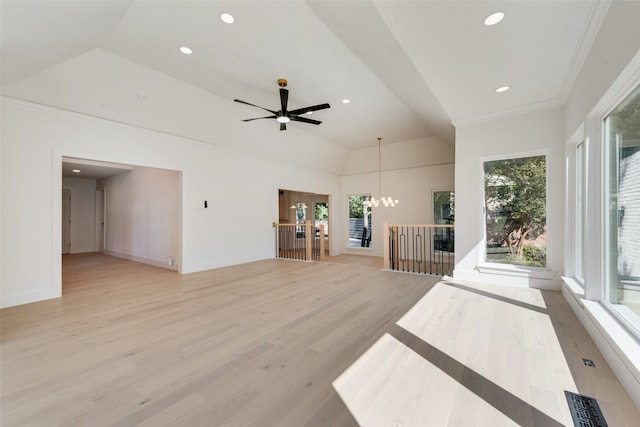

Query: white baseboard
[[103, 250, 177, 271], [181, 251, 274, 274], [0, 287, 61, 309], [70, 246, 96, 254], [562, 282, 640, 410], [453, 267, 562, 290]]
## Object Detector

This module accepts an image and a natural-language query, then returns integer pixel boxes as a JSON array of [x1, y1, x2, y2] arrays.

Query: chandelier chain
[[363, 137, 398, 208]]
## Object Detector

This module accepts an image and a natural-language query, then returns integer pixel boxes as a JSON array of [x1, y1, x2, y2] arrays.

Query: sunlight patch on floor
[[333, 333, 519, 426], [334, 281, 579, 426], [398, 282, 577, 425]]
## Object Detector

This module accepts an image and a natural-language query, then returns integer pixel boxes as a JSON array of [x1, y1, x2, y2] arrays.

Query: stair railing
[[383, 221, 454, 276], [273, 221, 325, 262]]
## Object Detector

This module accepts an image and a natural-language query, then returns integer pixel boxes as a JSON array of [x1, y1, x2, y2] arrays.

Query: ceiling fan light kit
[[234, 78, 330, 131]]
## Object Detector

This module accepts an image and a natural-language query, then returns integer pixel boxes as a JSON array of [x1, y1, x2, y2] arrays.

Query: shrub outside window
[[484, 155, 547, 267]]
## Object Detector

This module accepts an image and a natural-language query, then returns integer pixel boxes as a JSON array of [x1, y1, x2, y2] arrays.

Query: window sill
[[581, 300, 640, 380], [477, 263, 556, 280], [561, 276, 585, 298]]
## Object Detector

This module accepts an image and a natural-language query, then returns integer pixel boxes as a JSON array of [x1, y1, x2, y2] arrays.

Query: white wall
[[453, 107, 565, 289], [340, 136, 455, 256], [343, 136, 454, 175], [1, 48, 350, 176], [101, 167, 179, 269], [62, 177, 97, 253], [342, 163, 455, 257], [0, 98, 342, 308], [564, 0, 640, 140]]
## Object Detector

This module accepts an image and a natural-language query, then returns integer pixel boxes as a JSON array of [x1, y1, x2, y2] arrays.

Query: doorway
[[60, 157, 181, 295], [278, 189, 330, 256]]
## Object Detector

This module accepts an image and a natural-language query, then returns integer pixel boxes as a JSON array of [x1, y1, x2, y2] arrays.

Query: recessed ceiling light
[[306, 111, 313, 115], [220, 13, 235, 24], [342, 99, 350, 104], [484, 12, 504, 26], [496, 85, 510, 93], [72, 169, 81, 173], [179, 46, 192, 55]]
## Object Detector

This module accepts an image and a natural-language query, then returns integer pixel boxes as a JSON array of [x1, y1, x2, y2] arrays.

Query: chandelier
[[363, 137, 398, 208]]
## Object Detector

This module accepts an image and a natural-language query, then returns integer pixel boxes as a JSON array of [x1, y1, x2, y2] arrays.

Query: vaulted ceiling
[[1, 0, 610, 150]]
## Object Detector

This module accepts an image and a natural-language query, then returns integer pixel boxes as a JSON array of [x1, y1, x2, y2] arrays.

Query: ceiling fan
[[234, 79, 330, 131]]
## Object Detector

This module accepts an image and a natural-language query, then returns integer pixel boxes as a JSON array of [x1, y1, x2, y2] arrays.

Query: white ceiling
[[62, 157, 134, 180], [1, 0, 610, 150]]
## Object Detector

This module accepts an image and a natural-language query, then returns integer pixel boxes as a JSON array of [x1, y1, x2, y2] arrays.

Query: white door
[[62, 189, 71, 254]]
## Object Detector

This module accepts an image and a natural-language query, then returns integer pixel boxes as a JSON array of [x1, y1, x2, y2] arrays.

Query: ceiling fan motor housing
[[234, 78, 330, 130]]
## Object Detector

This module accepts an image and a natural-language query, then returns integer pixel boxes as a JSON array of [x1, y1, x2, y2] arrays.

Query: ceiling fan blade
[[288, 103, 330, 116], [290, 116, 322, 125], [280, 88, 288, 114], [280, 123, 287, 131], [234, 99, 277, 115], [242, 116, 276, 122]]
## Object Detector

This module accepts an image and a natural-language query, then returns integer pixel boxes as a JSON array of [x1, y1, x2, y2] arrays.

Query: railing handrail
[[387, 223, 454, 228], [272, 222, 328, 228]]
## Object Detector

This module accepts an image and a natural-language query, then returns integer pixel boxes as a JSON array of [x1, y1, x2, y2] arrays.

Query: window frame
[[601, 85, 640, 334], [346, 193, 373, 249], [432, 189, 455, 225], [480, 150, 551, 272], [314, 202, 329, 237], [574, 57, 640, 340], [575, 139, 587, 284]]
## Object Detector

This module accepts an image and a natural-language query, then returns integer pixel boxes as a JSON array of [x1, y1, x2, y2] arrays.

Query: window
[[604, 83, 640, 330], [576, 141, 586, 282], [294, 202, 306, 236], [348, 195, 372, 247], [433, 190, 455, 253], [315, 202, 328, 237], [294, 203, 306, 224], [484, 155, 547, 267], [433, 190, 455, 224]]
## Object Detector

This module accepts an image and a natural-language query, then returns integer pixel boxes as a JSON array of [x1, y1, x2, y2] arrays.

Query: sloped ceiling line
[[307, 0, 455, 146]]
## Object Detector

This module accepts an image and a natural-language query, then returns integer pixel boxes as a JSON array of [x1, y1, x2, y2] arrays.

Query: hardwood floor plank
[[1, 253, 638, 426]]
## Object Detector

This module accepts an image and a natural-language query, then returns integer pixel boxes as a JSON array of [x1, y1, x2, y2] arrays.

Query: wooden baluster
[[319, 224, 325, 261], [305, 220, 312, 261]]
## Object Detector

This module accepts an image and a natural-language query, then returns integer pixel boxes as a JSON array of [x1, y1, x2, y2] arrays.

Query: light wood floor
[[323, 254, 384, 269], [1, 254, 638, 426]]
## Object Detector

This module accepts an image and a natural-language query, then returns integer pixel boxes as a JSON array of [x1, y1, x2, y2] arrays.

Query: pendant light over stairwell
[[363, 137, 399, 208]]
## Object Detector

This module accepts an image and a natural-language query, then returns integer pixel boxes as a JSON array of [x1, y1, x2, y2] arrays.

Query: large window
[[484, 155, 547, 267], [576, 141, 586, 282], [604, 83, 640, 329], [348, 195, 372, 247]]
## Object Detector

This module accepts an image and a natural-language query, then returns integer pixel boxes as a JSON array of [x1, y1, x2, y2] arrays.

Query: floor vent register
[[565, 391, 608, 427]]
